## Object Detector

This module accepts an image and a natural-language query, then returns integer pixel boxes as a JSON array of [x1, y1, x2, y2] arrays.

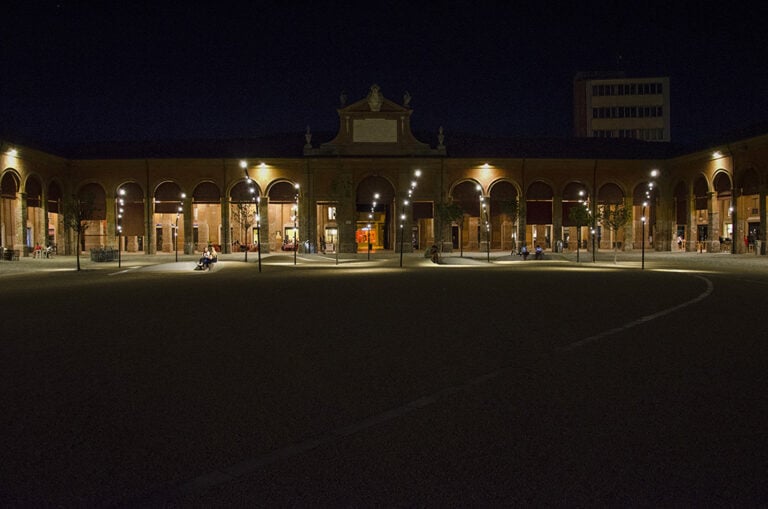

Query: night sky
[[2, 1, 767, 150]]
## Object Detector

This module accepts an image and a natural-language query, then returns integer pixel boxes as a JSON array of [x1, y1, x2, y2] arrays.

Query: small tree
[[435, 201, 464, 254], [600, 203, 632, 263], [231, 201, 256, 262], [568, 201, 591, 262], [63, 193, 94, 271]]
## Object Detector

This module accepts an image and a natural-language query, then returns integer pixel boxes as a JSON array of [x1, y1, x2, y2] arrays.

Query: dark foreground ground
[[0, 252, 766, 506]]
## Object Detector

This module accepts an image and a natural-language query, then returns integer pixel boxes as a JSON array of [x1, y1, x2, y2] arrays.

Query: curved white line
[[127, 274, 714, 504], [556, 274, 714, 353]]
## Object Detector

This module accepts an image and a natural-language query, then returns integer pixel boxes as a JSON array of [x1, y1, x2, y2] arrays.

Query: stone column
[[623, 196, 633, 250], [16, 193, 24, 253], [145, 191, 155, 254], [760, 183, 767, 255], [518, 200, 527, 248], [183, 199, 193, 255], [712, 190, 724, 253], [106, 193, 117, 249], [257, 197, 269, 254], [552, 195, 563, 251], [221, 196, 230, 253], [15, 192, 26, 254]]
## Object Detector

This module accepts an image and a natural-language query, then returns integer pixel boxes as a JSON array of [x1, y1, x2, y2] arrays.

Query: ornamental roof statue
[[367, 84, 383, 112]]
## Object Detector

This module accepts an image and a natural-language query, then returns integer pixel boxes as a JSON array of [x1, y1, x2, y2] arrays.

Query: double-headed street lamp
[[116, 188, 125, 268], [175, 192, 186, 262], [399, 170, 421, 267]]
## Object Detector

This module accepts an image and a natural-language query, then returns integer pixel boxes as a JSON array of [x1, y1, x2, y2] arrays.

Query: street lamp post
[[368, 192, 379, 260], [399, 170, 421, 268], [576, 190, 586, 263], [641, 201, 647, 270], [256, 196, 262, 273], [477, 185, 490, 262], [642, 169, 659, 269], [399, 200, 407, 267], [293, 183, 300, 266], [175, 192, 186, 263], [241, 160, 262, 269], [116, 188, 125, 268]]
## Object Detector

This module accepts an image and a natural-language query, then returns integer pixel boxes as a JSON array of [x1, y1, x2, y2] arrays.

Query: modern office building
[[574, 72, 671, 142], [1, 84, 766, 260]]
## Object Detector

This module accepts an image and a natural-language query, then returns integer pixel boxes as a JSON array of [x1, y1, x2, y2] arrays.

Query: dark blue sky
[[2, 1, 767, 149]]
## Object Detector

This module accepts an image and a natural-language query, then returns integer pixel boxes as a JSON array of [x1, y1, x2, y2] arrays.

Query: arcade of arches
[[2, 86, 768, 258], [3, 146, 768, 259]]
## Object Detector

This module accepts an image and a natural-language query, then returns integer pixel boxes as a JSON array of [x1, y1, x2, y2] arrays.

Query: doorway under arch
[[356, 176, 395, 251]]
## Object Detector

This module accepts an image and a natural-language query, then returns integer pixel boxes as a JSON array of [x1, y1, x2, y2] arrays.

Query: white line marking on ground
[[556, 274, 714, 353], [127, 273, 714, 505], [107, 266, 141, 276]]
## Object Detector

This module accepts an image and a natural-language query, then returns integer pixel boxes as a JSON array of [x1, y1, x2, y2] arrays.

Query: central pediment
[[305, 84, 445, 156]]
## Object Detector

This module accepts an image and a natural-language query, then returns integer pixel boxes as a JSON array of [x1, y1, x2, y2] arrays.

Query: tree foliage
[[435, 201, 464, 249], [499, 197, 520, 224], [63, 193, 94, 271], [600, 203, 632, 263], [568, 202, 592, 228], [231, 201, 256, 261]]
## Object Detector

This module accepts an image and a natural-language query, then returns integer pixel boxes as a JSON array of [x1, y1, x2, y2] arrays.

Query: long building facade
[[2, 85, 767, 259]]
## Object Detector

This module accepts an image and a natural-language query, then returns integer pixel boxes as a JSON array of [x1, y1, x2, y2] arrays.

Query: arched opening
[[1, 172, 19, 249], [153, 182, 184, 253], [526, 181, 553, 250], [597, 182, 625, 249], [562, 182, 589, 251], [693, 177, 709, 250], [673, 181, 688, 250], [77, 182, 107, 252], [356, 176, 395, 252], [490, 181, 518, 251], [118, 182, 145, 252], [269, 180, 300, 252], [713, 172, 733, 249], [25, 176, 44, 252], [229, 180, 259, 252], [193, 181, 221, 253], [451, 180, 482, 251]]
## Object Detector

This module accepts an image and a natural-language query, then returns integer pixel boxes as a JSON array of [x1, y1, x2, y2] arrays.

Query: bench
[[196, 256, 218, 271]]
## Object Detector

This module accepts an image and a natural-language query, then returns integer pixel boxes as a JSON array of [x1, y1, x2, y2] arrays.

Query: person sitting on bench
[[196, 247, 211, 270]]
